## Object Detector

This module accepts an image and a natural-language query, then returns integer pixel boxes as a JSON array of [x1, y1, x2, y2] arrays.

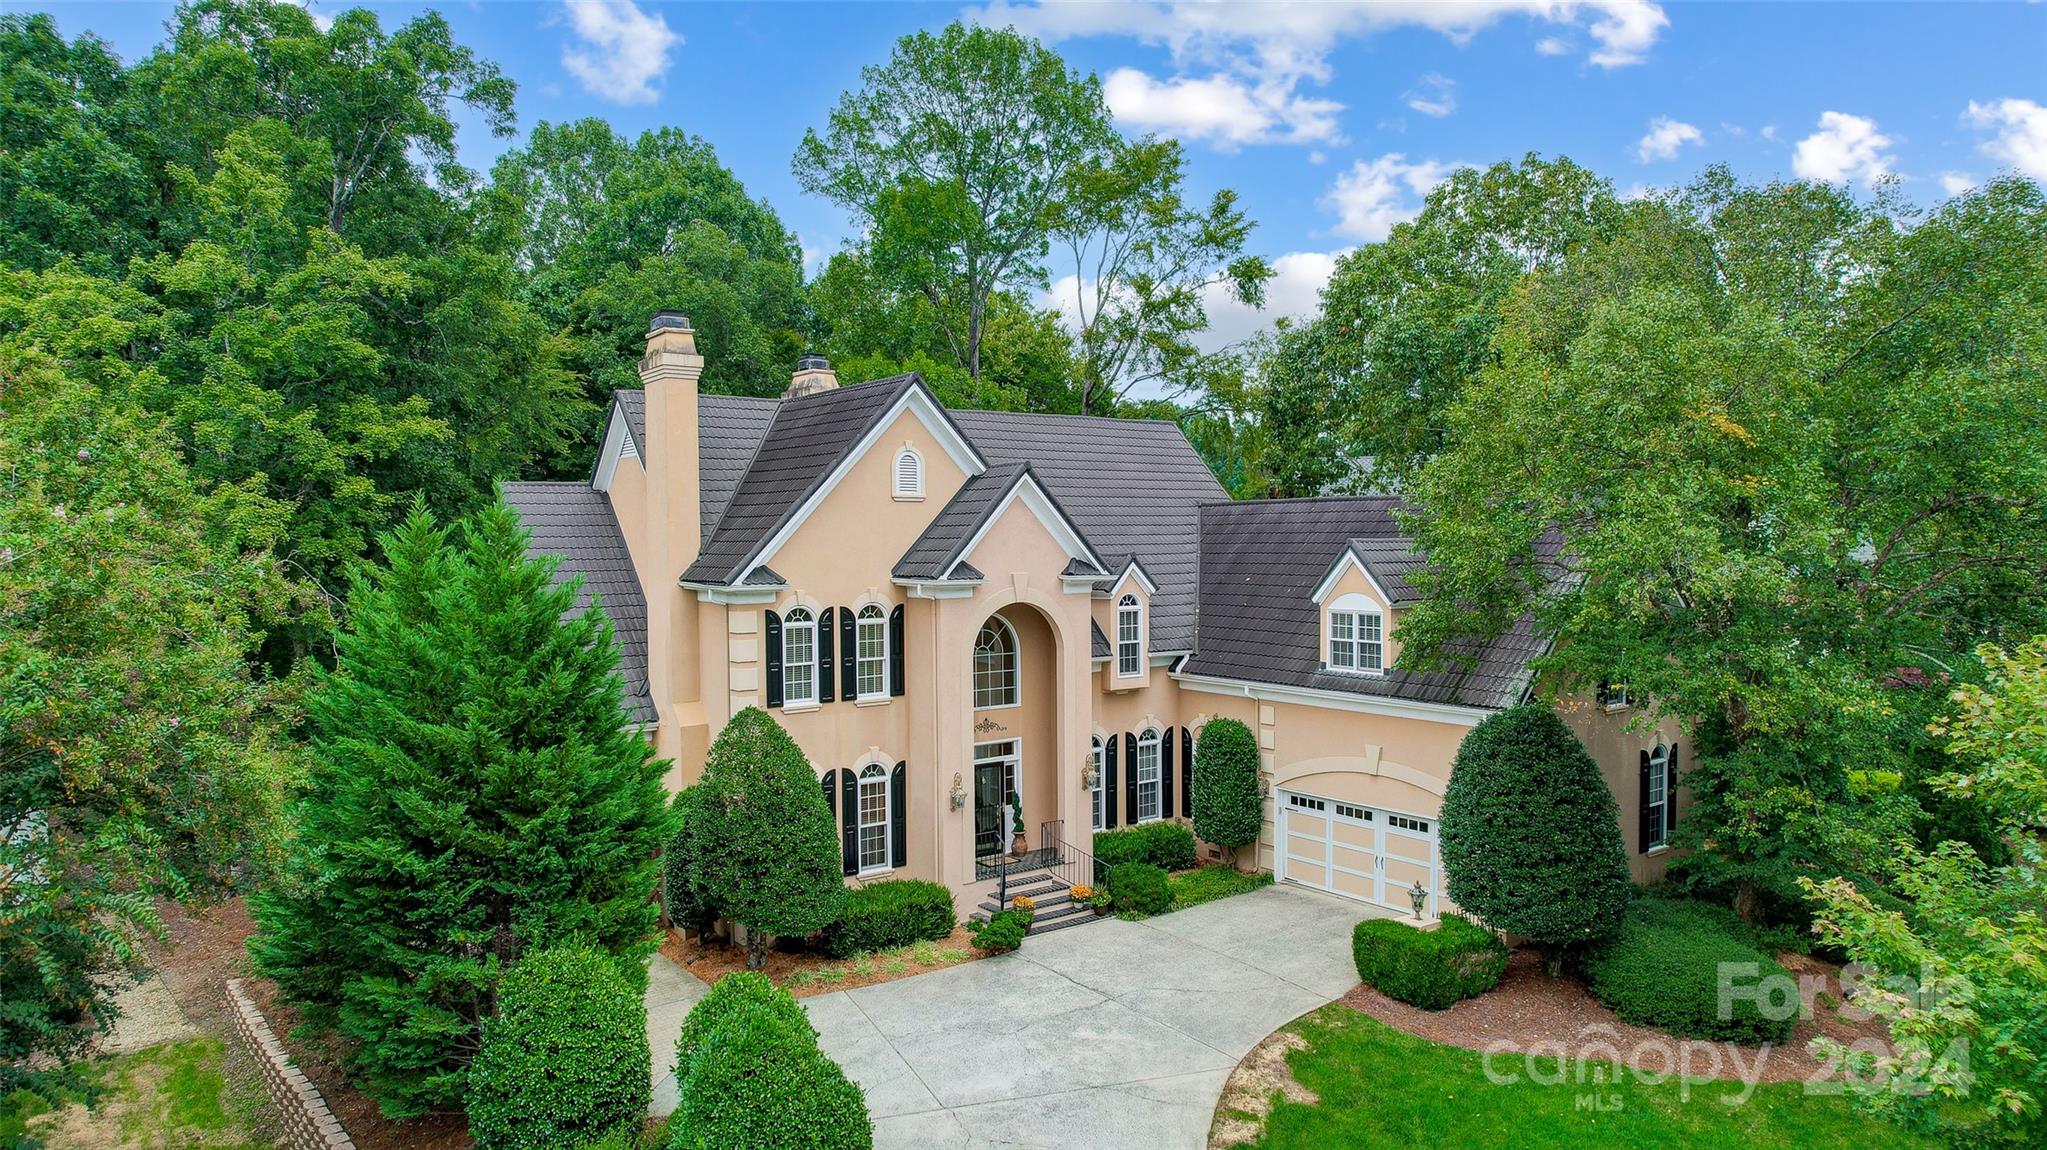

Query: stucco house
[[505, 312, 1684, 923]]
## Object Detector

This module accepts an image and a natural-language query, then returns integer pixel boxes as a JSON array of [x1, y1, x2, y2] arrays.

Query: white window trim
[[1645, 744, 1670, 851], [1090, 737, 1105, 832], [1325, 592, 1384, 677], [1134, 728, 1163, 823], [855, 604, 890, 701], [783, 608, 818, 707], [892, 447, 924, 500], [973, 616, 1021, 710], [856, 763, 892, 875], [1116, 595, 1143, 678]]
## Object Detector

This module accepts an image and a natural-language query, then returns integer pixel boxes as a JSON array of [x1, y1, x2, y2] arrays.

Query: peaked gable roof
[[892, 461, 1102, 581], [1183, 497, 1544, 711], [500, 480, 655, 724]]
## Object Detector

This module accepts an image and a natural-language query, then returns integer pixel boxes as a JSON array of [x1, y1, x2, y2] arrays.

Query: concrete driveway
[[649, 883, 1376, 1150]]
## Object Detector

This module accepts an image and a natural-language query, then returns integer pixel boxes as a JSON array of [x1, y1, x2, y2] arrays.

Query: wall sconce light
[[949, 772, 966, 812], [1079, 758, 1100, 790]]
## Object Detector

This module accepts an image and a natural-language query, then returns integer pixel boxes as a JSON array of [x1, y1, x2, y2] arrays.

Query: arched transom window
[[856, 604, 889, 699], [1090, 736, 1105, 831], [783, 607, 817, 705], [973, 617, 1018, 709], [1327, 593, 1383, 673], [1135, 727, 1162, 822], [1116, 594, 1142, 677], [857, 763, 891, 873], [1645, 743, 1670, 850]]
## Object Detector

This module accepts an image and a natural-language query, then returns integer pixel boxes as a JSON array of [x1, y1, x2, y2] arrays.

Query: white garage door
[[1278, 790, 1439, 916]]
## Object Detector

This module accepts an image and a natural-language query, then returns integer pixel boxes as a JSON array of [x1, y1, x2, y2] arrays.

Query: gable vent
[[617, 431, 639, 462], [893, 448, 923, 498]]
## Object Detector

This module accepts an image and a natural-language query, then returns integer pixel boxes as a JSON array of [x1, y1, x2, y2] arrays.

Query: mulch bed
[[151, 897, 474, 1150], [1340, 947, 1890, 1084], [660, 924, 988, 997]]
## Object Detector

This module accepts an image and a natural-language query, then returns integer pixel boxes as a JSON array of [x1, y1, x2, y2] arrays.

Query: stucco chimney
[[784, 351, 839, 399], [638, 311, 704, 743]]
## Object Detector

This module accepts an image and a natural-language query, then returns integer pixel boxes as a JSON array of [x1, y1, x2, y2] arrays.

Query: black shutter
[[1665, 744, 1680, 839], [841, 768, 859, 875], [1104, 736, 1120, 828], [821, 769, 839, 829], [1181, 727, 1194, 818], [891, 761, 908, 869], [840, 608, 858, 700], [888, 605, 906, 697], [764, 610, 783, 708], [818, 608, 835, 703], [1161, 731, 1176, 821], [1637, 749, 1653, 854], [1125, 733, 1139, 822]]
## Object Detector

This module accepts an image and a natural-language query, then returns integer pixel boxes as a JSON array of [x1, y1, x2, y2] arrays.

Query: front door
[[973, 741, 1019, 858]]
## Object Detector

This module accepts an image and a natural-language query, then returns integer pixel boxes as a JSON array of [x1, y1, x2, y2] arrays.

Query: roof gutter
[[1172, 669, 1494, 728]]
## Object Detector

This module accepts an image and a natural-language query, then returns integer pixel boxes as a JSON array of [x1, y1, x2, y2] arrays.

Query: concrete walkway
[[648, 882, 1378, 1150]]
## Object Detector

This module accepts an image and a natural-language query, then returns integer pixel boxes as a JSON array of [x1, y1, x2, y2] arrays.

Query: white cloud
[[1635, 116, 1702, 162], [1196, 248, 1348, 351], [1404, 73, 1456, 118], [1535, 36, 1572, 56], [1760, 124, 1779, 142], [1791, 111, 1896, 185], [1322, 154, 1465, 241], [560, 0, 679, 105], [970, 2, 1668, 149], [1102, 68, 1342, 148], [1307, 150, 1327, 165], [1940, 172, 1978, 197], [1965, 98, 2047, 180]]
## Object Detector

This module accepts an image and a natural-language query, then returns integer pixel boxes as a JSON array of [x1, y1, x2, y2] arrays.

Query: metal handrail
[[985, 819, 1106, 911]]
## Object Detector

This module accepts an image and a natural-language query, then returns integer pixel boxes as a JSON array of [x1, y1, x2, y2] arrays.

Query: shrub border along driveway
[[647, 882, 1377, 1150]]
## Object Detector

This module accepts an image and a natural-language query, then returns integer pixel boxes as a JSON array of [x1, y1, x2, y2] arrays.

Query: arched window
[[783, 607, 816, 705], [857, 763, 890, 873], [1135, 728, 1163, 822], [973, 617, 1018, 709], [893, 448, 924, 498], [1645, 744, 1670, 850], [1116, 594, 1142, 677], [1327, 593, 1383, 673], [856, 604, 889, 699], [1090, 736, 1105, 831]]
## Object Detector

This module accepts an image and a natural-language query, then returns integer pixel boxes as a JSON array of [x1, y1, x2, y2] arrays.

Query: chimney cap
[[797, 351, 831, 371], [649, 311, 693, 332]]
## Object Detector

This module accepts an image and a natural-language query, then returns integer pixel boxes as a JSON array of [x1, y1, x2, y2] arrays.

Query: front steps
[[971, 874, 1105, 936]]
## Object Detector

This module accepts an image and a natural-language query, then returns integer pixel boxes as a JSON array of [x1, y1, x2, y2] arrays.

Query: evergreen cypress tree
[[248, 499, 675, 1117], [1438, 703, 1632, 974], [692, 708, 846, 969]]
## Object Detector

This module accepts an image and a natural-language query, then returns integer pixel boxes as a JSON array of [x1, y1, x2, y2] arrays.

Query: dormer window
[[1116, 594, 1142, 677], [1328, 594, 1383, 673], [893, 448, 924, 499]]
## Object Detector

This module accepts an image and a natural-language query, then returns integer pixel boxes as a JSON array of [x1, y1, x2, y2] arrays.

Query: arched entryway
[[968, 604, 1059, 864]]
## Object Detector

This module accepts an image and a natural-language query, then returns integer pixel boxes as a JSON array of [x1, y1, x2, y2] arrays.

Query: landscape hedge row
[[1584, 897, 1797, 1044], [818, 879, 956, 957], [1093, 822, 1197, 870], [1105, 863, 1171, 916], [1351, 914, 1508, 1010]]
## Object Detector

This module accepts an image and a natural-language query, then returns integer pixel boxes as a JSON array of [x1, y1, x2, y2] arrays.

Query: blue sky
[[35, 1, 2047, 347]]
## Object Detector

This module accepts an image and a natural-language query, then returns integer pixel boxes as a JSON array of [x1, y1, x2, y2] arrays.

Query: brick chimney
[[638, 311, 703, 758], [784, 351, 839, 399]]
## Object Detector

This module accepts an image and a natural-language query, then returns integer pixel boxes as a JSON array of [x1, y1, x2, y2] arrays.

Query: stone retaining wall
[[224, 978, 356, 1150]]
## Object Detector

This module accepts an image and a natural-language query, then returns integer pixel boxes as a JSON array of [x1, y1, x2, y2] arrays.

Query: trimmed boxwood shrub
[[968, 909, 1028, 952], [1106, 863, 1171, 916], [1438, 703, 1632, 972], [1351, 914, 1508, 1010], [673, 971, 814, 1078], [1585, 897, 1797, 1044], [1093, 822, 1197, 870], [819, 880, 956, 958], [671, 998, 870, 1150], [663, 785, 717, 934], [1191, 719, 1261, 863], [467, 947, 651, 1150]]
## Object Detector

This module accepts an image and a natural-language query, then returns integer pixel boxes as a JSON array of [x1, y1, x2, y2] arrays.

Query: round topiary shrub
[[1191, 718, 1261, 864], [818, 880, 956, 958], [671, 999, 871, 1150], [1352, 914, 1509, 1010], [674, 971, 816, 1079], [466, 947, 651, 1150], [1585, 897, 1797, 1045], [1106, 863, 1170, 916], [968, 909, 1028, 953], [1438, 703, 1632, 971]]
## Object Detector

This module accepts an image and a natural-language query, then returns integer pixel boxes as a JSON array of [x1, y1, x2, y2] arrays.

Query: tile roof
[[605, 390, 779, 539], [1091, 618, 1112, 660], [681, 375, 921, 585], [1344, 536, 1423, 604], [1182, 497, 1545, 711], [949, 410, 1224, 652], [500, 480, 656, 724], [892, 461, 1100, 582]]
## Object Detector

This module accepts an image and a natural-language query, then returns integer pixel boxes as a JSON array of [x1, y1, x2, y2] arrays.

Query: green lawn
[[1223, 1006, 1940, 1150], [1168, 865, 1273, 911]]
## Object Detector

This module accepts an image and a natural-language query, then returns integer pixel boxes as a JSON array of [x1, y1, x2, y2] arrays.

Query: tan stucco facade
[[593, 325, 1685, 910]]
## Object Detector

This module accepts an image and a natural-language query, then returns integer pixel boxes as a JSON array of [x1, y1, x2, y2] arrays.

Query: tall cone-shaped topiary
[[691, 708, 847, 969], [1191, 718, 1261, 866], [1439, 703, 1632, 974]]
